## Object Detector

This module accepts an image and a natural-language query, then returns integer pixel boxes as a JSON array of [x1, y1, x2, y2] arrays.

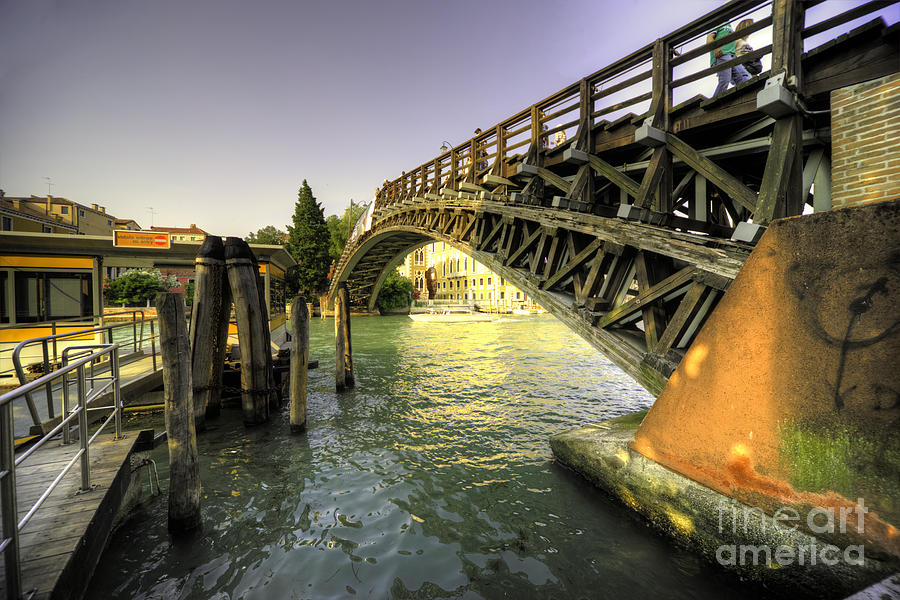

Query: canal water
[[86, 315, 762, 599]]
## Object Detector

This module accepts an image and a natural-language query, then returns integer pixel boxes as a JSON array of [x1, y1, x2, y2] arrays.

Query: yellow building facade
[[1, 195, 117, 235], [401, 241, 541, 312]]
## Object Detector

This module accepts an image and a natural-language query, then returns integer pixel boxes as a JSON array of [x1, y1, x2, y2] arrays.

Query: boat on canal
[[408, 306, 494, 323]]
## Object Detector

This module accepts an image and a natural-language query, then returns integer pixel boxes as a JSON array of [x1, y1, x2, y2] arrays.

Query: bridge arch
[[329, 199, 748, 396]]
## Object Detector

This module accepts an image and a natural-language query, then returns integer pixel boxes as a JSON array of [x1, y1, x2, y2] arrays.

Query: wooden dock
[[1, 430, 146, 599]]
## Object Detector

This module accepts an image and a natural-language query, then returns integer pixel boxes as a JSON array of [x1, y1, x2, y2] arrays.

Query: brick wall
[[830, 73, 900, 208]]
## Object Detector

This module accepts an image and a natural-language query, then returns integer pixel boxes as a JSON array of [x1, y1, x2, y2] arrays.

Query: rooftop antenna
[[44, 176, 53, 196], [146, 206, 157, 228]]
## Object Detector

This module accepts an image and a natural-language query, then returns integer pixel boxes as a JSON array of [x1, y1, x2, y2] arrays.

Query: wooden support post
[[224, 237, 269, 425], [189, 235, 230, 427], [334, 284, 354, 391], [254, 263, 277, 411], [756, 0, 804, 223], [156, 292, 201, 533], [290, 297, 309, 433]]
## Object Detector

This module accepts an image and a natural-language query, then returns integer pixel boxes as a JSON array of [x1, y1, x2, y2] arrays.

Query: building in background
[[114, 218, 142, 230], [397, 245, 430, 297], [0, 195, 116, 235], [149, 224, 208, 242], [1, 197, 78, 234], [400, 241, 542, 313]]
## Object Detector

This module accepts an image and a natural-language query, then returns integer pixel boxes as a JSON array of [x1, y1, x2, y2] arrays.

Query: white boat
[[408, 307, 494, 323]]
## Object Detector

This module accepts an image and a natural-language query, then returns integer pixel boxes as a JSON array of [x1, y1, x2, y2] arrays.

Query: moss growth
[[778, 421, 860, 494], [607, 410, 648, 428], [778, 416, 900, 524]]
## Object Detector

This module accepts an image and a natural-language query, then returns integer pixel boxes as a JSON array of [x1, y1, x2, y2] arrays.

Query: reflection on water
[[86, 315, 759, 599]]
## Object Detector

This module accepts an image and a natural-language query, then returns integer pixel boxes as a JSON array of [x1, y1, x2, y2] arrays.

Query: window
[[78, 209, 85, 217], [42, 225, 52, 233], [14, 272, 91, 323], [463, 258, 467, 271], [500, 292, 505, 299], [471, 279, 475, 288], [107, 220, 113, 226], [487, 277, 492, 285], [464, 280, 467, 288], [479, 278, 484, 287], [517, 292, 521, 299], [500, 278, 504, 286], [270, 277, 286, 316], [1, 216, 12, 231], [456, 259, 460, 272], [480, 293, 484, 300], [0, 272, 7, 323], [60, 206, 69, 215]]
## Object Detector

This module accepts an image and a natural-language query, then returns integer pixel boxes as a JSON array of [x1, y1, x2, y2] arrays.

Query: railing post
[[150, 320, 157, 371], [132, 319, 137, 352], [1, 402, 22, 599], [77, 364, 91, 491], [43, 340, 54, 420], [493, 123, 506, 176], [51, 322, 58, 365], [531, 105, 542, 150], [62, 365, 71, 445], [112, 349, 123, 440]]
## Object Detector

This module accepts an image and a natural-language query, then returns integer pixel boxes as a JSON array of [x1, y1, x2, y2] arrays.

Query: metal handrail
[[0, 343, 123, 600], [0, 310, 145, 333], [9, 317, 159, 430]]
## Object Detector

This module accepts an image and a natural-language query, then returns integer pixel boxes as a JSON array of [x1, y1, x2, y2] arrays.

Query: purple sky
[[1, 1, 895, 237]]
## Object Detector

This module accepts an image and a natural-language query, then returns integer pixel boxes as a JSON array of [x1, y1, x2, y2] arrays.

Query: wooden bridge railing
[[374, 0, 896, 229]]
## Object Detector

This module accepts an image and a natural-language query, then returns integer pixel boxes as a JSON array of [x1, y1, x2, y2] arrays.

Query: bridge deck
[[1, 430, 141, 599]]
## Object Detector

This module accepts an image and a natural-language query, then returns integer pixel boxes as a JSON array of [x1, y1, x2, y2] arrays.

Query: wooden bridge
[[329, 0, 899, 395]]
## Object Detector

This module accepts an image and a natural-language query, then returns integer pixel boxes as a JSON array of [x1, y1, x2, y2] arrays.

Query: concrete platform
[[550, 413, 900, 599]]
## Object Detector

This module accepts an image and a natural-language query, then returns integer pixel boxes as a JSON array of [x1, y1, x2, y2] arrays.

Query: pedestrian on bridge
[[708, 22, 750, 96], [736, 19, 763, 77]]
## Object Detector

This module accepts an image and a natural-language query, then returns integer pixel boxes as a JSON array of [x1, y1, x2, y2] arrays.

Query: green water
[[86, 315, 761, 599]]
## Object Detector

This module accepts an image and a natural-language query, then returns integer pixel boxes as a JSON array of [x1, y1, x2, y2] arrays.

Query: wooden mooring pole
[[334, 285, 354, 391], [189, 235, 231, 427], [290, 297, 309, 432], [225, 237, 270, 425], [156, 292, 202, 533], [254, 262, 278, 411]]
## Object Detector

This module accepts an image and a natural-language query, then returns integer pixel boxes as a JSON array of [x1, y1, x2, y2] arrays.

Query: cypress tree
[[285, 180, 331, 299]]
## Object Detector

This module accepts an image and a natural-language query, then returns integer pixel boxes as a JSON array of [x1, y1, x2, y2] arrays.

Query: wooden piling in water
[[334, 285, 354, 391], [254, 263, 278, 411], [156, 292, 202, 533], [290, 297, 309, 432], [224, 237, 270, 425], [189, 235, 231, 428]]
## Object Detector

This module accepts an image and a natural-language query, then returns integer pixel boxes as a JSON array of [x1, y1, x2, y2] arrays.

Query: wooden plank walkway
[[1, 430, 142, 599]]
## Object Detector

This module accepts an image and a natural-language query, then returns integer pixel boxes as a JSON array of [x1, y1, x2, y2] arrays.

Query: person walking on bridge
[[708, 22, 750, 96]]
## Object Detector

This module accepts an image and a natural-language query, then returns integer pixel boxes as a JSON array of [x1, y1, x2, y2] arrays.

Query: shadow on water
[[86, 315, 768, 599]]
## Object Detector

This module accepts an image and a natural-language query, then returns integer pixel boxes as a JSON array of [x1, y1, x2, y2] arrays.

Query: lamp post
[[440, 141, 454, 153]]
